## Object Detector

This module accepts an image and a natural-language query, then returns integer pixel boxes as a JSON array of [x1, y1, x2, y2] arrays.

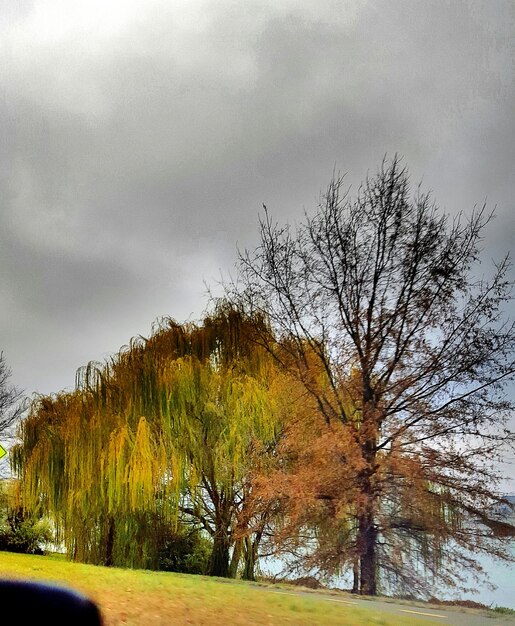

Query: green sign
[[0, 444, 7, 461]]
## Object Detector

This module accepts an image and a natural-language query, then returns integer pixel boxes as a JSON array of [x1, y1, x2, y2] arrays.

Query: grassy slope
[[0, 552, 433, 626]]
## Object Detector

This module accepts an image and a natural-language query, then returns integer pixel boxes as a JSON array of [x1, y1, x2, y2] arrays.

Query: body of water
[[437, 547, 515, 609], [262, 540, 515, 609]]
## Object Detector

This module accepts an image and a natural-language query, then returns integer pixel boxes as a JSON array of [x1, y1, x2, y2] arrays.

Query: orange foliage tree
[[227, 157, 515, 595]]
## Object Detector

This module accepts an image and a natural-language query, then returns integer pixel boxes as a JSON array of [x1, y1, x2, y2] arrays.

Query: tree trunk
[[357, 388, 379, 595], [104, 516, 115, 567], [228, 536, 243, 578], [357, 431, 378, 594], [351, 558, 360, 594], [358, 511, 377, 595], [242, 536, 258, 581], [209, 529, 231, 577]]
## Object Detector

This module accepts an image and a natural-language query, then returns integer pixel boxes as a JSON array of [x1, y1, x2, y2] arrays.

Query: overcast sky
[[1, 1, 514, 482]]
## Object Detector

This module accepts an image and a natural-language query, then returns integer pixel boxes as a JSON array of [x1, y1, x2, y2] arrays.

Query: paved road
[[258, 587, 515, 625]]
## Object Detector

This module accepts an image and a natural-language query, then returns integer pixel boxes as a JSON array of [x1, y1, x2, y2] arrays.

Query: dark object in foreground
[[0, 579, 102, 625]]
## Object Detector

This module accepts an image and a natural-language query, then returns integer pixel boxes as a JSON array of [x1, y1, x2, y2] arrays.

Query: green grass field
[[0, 551, 434, 625]]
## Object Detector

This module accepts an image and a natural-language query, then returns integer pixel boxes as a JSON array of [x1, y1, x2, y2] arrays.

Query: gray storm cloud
[[1, 0, 513, 454]]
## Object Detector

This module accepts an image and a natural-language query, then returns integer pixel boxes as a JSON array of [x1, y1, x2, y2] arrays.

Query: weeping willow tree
[[12, 307, 288, 576]]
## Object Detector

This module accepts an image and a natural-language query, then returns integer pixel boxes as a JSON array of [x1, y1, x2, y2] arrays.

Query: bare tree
[[227, 157, 515, 595], [0, 352, 25, 441]]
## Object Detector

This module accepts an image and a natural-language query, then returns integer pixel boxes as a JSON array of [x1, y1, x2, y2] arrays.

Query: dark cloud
[[0, 0, 513, 480]]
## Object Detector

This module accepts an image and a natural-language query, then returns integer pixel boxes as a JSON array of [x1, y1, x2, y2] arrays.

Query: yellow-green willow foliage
[[12, 308, 286, 573]]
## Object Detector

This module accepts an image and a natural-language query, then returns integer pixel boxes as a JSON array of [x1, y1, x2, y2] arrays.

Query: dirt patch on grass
[[427, 597, 490, 610]]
